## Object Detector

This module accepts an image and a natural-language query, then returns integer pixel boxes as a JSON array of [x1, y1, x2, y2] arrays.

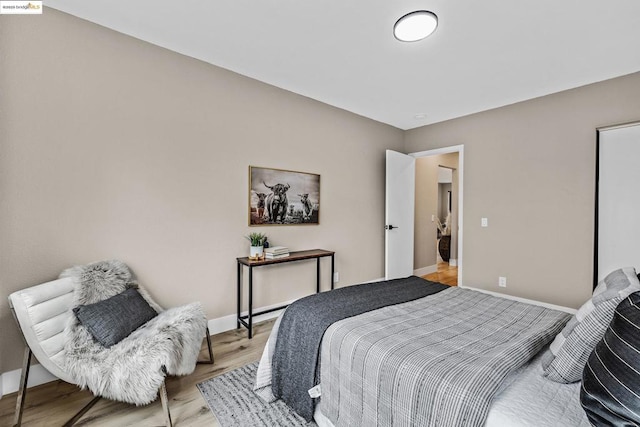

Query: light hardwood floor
[[0, 320, 276, 426], [423, 262, 458, 286]]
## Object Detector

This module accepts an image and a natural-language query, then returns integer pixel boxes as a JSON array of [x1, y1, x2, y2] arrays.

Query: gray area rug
[[197, 362, 316, 427]]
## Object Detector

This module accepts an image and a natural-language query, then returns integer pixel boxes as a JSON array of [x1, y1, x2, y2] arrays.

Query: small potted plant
[[246, 232, 267, 259]]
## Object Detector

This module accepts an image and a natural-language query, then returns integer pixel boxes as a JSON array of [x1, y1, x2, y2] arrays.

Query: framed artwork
[[249, 166, 320, 226]]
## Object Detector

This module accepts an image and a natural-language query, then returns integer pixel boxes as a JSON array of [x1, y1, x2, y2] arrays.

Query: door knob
[[385, 225, 398, 230]]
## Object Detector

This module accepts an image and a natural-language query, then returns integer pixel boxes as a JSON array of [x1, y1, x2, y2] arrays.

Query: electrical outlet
[[481, 217, 488, 227], [333, 272, 340, 283], [498, 277, 507, 288]]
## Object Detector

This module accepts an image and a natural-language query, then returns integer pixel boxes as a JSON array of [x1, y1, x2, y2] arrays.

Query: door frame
[[409, 145, 464, 286]]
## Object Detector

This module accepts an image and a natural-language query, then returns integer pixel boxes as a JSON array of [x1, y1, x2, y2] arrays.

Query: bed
[[254, 276, 593, 426]]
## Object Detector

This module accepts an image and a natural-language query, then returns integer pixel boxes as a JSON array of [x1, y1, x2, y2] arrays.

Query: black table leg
[[248, 266, 253, 339], [331, 254, 335, 290], [237, 262, 241, 329], [316, 258, 321, 293]]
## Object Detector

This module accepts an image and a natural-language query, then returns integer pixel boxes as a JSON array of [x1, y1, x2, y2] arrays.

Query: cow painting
[[249, 166, 320, 226], [299, 193, 313, 220], [263, 181, 290, 223]]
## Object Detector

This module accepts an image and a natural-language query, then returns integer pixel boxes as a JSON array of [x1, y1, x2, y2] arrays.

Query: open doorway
[[429, 166, 457, 285], [410, 146, 463, 286]]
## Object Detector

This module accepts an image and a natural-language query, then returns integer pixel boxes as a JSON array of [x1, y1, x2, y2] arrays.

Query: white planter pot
[[250, 245, 264, 258]]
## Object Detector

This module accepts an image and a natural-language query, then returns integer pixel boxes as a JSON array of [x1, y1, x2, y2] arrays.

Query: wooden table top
[[237, 249, 334, 266]]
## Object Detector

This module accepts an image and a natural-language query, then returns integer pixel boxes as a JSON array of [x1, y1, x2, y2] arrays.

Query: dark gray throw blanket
[[272, 275, 447, 421]]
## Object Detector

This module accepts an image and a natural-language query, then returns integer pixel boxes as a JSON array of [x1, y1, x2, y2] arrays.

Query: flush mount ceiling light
[[394, 11, 438, 42]]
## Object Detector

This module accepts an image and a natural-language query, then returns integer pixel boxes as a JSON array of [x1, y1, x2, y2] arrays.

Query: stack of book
[[265, 246, 290, 259]]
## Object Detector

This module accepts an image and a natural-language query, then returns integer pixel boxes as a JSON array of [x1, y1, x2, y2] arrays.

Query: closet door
[[596, 122, 640, 284]]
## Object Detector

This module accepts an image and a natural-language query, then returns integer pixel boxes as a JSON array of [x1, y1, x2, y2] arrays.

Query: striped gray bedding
[[319, 287, 571, 427], [272, 276, 446, 420]]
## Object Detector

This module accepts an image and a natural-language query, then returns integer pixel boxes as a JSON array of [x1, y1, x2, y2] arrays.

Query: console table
[[236, 249, 335, 338]]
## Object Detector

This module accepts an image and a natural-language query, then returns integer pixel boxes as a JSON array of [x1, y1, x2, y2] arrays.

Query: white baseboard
[[414, 265, 437, 277], [363, 277, 385, 284], [207, 299, 296, 335], [458, 285, 577, 315], [0, 299, 297, 398], [449, 259, 458, 267], [1, 362, 58, 398]]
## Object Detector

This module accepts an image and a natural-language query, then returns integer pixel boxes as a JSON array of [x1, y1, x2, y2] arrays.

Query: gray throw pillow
[[541, 267, 640, 383], [73, 287, 158, 348]]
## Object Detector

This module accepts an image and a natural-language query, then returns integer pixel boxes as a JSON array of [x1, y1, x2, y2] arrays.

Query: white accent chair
[[8, 277, 213, 427]]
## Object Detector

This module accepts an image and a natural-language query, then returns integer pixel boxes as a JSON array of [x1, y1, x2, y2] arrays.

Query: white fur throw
[[61, 260, 207, 405]]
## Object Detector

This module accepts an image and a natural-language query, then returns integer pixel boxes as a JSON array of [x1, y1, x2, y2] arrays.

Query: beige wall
[[0, 10, 403, 374], [405, 71, 640, 309], [414, 153, 459, 271], [3, 7, 640, 380]]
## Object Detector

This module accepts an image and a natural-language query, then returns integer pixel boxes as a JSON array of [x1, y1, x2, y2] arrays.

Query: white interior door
[[385, 150, 415, 280]]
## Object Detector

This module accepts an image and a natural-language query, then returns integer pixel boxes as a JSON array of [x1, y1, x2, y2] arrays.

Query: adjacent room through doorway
[[412, 146, 462, 286]]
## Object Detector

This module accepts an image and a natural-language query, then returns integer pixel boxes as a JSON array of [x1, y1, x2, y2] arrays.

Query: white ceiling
[[46, 0, 640, 130]]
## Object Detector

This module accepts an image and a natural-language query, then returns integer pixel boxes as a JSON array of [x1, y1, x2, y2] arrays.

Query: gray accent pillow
[[73, 287, 158, 348], [541, 267, 640, 383]]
